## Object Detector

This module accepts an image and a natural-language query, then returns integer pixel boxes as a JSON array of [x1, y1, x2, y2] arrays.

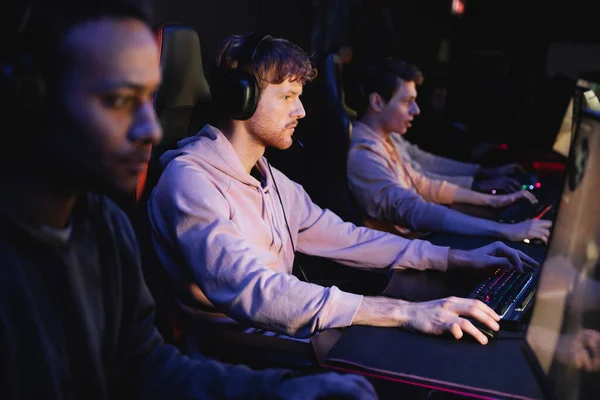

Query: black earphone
[[1, 3, 46, 126], [213, 32, 273, 121]]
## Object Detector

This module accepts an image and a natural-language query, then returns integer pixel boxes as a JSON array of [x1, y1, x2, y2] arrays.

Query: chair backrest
[[134, 24, 210, 348], [154, 24, 211, 143], [137, 24, 211, 202]]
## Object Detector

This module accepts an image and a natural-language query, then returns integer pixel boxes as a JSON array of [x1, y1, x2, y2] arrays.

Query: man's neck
[[0, 161, 78, 229], [360, 114, 393, 139], [219, 121, 265, 173]]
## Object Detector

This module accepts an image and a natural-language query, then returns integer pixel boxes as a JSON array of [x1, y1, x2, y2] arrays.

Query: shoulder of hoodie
[[148, 157, 232, 221], [348, 131, 388, 162], [158, 150, 228, 194], [350, 121, 385, 147]]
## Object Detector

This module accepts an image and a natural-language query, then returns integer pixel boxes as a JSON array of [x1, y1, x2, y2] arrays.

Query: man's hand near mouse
[[353, 296, 500, 345]]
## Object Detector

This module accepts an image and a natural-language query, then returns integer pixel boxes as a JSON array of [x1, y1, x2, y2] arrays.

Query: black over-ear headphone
[[214, 32, 273, 121], [1, 3, 46, 127]]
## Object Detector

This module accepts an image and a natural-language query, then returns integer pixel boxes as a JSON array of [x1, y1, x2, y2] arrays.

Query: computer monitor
[[524, 107, 600, 400], [553, 79, 600, 157]]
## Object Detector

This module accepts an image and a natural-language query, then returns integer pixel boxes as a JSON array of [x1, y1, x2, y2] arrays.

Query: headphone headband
[[235, 33, 273, 69], [213, 33, 273, 121]]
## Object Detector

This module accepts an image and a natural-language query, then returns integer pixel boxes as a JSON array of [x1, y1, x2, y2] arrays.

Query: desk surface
[[323, 326, 544, 400], [313, 234, 550, 399]]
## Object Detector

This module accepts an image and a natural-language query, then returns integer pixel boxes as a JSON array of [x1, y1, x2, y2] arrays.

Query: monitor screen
[[525, 108, 600, 400], [553, 79, 600, 157]]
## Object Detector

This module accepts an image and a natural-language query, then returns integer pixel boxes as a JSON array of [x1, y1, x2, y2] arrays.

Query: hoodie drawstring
[[263, 188, 286, 255]]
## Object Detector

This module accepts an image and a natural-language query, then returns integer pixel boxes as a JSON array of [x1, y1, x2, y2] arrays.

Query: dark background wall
[[153, 0, 313, 82], [152, 0, 600, 152], [152, 0, 600, 77]]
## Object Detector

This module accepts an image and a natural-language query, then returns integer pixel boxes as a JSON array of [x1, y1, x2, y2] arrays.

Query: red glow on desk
[[324, 364, 526, 400]]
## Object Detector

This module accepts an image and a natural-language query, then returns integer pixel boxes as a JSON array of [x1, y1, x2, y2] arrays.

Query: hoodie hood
[[159, 124, 264, 188]]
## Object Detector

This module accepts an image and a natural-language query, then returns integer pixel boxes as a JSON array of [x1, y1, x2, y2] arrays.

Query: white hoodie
[[348, 121, 460, 235], [148, 125, 450, 338]]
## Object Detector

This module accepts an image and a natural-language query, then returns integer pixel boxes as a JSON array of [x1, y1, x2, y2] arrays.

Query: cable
[[266, 159, 309, 282], [17, 3, 35, 35]]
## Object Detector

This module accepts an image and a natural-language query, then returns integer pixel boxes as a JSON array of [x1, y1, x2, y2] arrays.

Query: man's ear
[[369, 92, 384, 113]]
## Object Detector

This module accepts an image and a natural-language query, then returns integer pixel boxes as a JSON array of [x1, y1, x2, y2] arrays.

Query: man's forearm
[[452, 186, 494, 206], [439, 207, 506, 238], [352, 296, 411, 328]]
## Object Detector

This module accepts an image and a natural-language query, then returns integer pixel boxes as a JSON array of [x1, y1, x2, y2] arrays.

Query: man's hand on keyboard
[[501, 219, 553, 243], [447, 241, 540, 273], [404, 297, 500, 345], [487, 189, 538, 208]]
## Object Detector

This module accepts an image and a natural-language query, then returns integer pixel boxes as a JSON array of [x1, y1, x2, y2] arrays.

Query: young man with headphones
[[0, 2, 379, 399], [347, 58, 553, 243], [386, 72, 527, 193], [148, 33, 541, 348]]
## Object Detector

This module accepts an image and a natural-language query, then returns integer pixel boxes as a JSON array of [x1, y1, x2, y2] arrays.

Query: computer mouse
[[465, 317, 499, 341]]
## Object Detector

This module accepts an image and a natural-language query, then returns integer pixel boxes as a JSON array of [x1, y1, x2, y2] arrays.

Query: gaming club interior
[[2, 0, 599, 399]]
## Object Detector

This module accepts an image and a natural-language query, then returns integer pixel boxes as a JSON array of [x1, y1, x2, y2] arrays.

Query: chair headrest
[[321, 52, 343, 103], [154, 24, 210, 114], [319, 51, 357, 120]]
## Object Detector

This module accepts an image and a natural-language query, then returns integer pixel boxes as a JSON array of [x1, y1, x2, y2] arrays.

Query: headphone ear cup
[[213, 68, 259, 121], [212, 32, 272, 121]]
